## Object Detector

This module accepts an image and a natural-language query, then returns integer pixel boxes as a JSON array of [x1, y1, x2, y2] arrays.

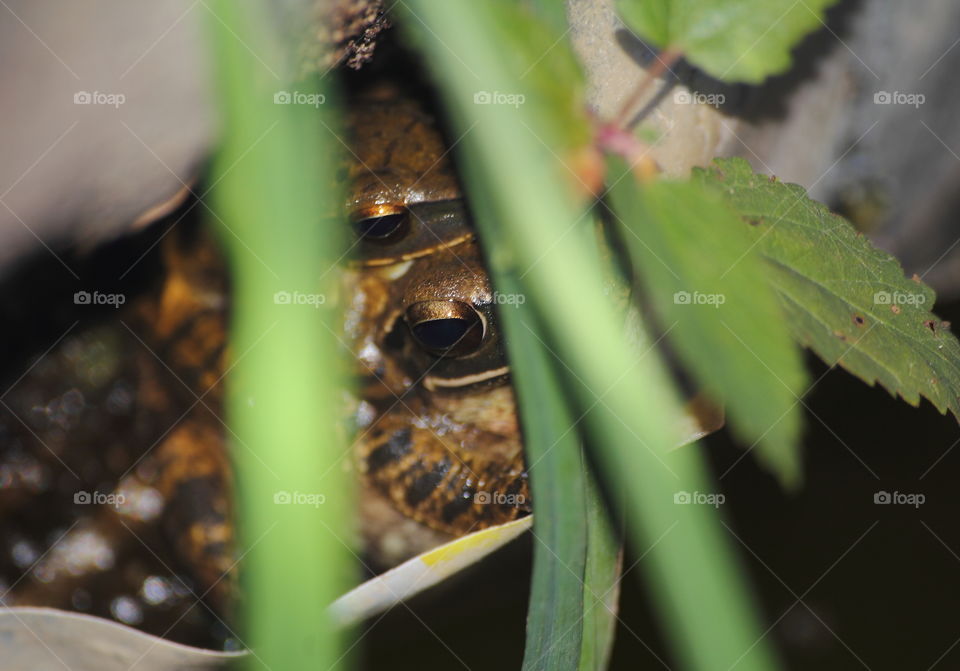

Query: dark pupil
[[412, 319, 475, 351], [356, 213, 405, 240]]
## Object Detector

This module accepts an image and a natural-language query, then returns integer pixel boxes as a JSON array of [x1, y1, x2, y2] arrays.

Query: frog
[[343, 96, 530, 538], [0, 92, 530, 641]]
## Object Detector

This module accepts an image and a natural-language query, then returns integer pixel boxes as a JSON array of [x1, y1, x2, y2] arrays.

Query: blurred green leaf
[[607, 159, 807, 484], [487, 271, 588, 671], [616, 0, 839, 83], [208, 2, 352, 669], [696, 157, 960, 422], [578, 468, 621, 671], [466, 0, 592, 153], [527, 0, 572, 35], [401, 2, 781, 669], [481, 221, 619, 671]]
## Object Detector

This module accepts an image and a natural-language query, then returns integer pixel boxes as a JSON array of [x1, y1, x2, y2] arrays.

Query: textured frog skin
[[344, 97, 530, 536]]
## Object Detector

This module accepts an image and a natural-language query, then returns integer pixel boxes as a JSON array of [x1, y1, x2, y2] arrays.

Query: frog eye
[[405, 300, 485, 357], [353, 206, 408, 242]]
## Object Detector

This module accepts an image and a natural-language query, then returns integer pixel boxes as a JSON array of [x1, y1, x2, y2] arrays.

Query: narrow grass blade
[[207, 2, 353, 669], [578, 467, 622, 671], [400, 2, 781, 668], [498, 279, 588, 671]]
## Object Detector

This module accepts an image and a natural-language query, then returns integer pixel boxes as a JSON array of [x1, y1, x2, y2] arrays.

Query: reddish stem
[[611, 46, 683, 129]]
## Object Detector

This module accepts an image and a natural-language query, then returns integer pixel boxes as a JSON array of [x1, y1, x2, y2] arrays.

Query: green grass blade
[[515, 345, 588, 671], [400, 2, 781, 669], [207, 3, 353, 669], [578, 468, 622, 671], [493, 274, 588, 671]]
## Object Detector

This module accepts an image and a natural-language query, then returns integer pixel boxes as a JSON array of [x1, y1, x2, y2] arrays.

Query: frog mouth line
[[422, 365, 510, 391]]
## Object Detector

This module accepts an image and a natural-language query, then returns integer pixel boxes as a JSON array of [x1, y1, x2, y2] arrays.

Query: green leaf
[[607, 158, 808, 484], [492, 273, 589, 671], [616, 0, 839, 83], [695, 157, 960, 422], [527, 0, 573, 35], [401, 3, 782, 670], [578, 467, 622, 671], [467, 129, 594, 671], [453, 0, 592, 153], [208, 2, 353, 669]]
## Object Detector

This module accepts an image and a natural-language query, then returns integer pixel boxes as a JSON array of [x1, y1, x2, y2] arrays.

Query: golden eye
[[353, 205, 408, 242], [405, 300, 485, 357]]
